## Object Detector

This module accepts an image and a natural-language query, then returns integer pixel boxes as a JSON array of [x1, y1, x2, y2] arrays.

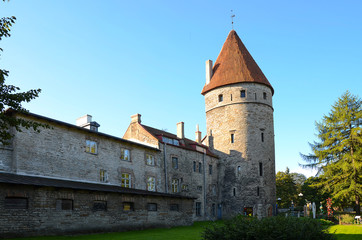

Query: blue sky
[[2, 0, 361, 177]]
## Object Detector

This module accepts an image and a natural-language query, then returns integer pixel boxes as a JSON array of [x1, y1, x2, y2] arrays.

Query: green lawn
[[7, 222, 362, 240], [8, 221, 211, 240], [327, 225, 362, 240]]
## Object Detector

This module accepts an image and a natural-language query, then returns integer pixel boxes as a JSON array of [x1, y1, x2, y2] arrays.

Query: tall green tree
[[0, 0, 45, 145], [301, 91, 362, 215], [276, 168, 299, 208]]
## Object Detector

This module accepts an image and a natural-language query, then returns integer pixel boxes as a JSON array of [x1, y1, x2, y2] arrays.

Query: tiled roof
[[141, 124, 218, 158], [201, 30, 273, 95], [0, 172, 194, 199]]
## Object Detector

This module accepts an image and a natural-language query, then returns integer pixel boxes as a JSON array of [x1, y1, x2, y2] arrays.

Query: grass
[[327, 225, 362, 240], [6, 221, 362, 240], [8, 221, 212, 240]]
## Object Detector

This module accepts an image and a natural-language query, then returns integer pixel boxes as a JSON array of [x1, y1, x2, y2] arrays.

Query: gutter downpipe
[[163, 142, 168, 193], [203, 149, 206, 220]]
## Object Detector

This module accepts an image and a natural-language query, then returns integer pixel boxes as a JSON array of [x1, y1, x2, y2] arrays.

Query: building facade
[[0, 30, 275, 238]]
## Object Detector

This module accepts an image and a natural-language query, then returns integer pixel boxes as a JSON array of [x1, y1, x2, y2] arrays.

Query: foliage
[[301, 176, 330, 210], [338, 214, 356, 225], [276, 167, 305, 208], [202, 215, 335, 240], [301, 91, 362, 215], [0, 0, 46, 145]]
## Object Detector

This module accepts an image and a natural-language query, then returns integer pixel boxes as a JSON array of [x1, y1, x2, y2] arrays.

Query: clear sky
[[2, 0, 361, 177]]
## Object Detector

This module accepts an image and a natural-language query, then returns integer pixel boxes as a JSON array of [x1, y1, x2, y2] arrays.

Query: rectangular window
[[257, 186, 260, 196], [4, 197, 28, 209], [99, 169, 108, 182], [121, 173, 131, 188], [254, 93, 257, 100], [93, 200, 107, 211], [218, 94, 223, 102], [172, 157, 178, 169], [196, 202, 202, 216], [240, 90, 246, 98], [172, 179, 179, 193], [198, 162, 202, 173], [86, 140, 97, 154], [231, 133, 234, 143], [230, 94, 233, 101], [209, 164, 213, 175], [193, 161, 196, 172], [147, 176, 156, 191], [123, 202, 134, 211], [56, 199, 73, 210], [181, 184, 188, 191], [233, 188, 236, 196], [170, 204, 179, 211], [146, 154, 155, 166], [261, 132, 264, 142], [211, 203, 216, 217], [259, 162, 263, 176], [147, 203, 157, 211], [120, 148, 130, 161], [263, 92, 267, 100]]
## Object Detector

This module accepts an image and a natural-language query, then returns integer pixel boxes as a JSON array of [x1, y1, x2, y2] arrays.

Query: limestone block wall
[[161, 143, 219, 220], [204, 83, 276, 217], [11, 115, 164, 193], [0, 183, 193, 238]]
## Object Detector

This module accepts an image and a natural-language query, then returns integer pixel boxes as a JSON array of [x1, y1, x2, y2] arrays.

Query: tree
[[301, 91, 362, 215], [276, 168, 299, 208], [0, 0, 46, 145]]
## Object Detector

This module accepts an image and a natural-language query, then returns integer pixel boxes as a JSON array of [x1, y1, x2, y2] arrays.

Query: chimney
[[177, 122, 184, 139], [131, 113, 141, 124], [76, 114, 100, 132], [195, 124, 202, 143], [206, 60, 213, 84]]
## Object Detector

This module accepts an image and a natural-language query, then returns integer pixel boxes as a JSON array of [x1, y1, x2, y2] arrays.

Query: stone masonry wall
[[204, 83, 276, 218], [11, 115, 165, 193], [0, 183, 193, 238]]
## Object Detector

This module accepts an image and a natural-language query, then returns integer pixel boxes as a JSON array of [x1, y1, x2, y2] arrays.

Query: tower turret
[[203, 30, 276, 218]]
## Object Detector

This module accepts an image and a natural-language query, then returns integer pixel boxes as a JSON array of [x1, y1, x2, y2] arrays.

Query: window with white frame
[[147, 176, 156, 191], [86, 140, 97, 154], [121, 173, 131, 188], [99, 169, 108, 182], [171, 179, 179, 193], [146, 154, 155, 166], [120, 148, 130, 161]]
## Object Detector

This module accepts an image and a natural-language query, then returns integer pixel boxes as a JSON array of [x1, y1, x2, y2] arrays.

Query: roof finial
[[231, 10, 235, 30]]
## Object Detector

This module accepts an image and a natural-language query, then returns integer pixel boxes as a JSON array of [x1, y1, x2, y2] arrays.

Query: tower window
[[263, 92, 267, 100], [198, 162, 202, 173], [240, 90, 246, 98], [261, 132, 264, 142], [218, 94, 223, 102], [230, 94, 233, 101], [193, 161, 196, 172], [233, 188, 236, 196], [237, 166, 241, 173], [254, 93, 257, 100], [209, 164, 213, 175], [257, 187, 260, 196], [259, 162, 263, 176], [231, 133, 234, 143]]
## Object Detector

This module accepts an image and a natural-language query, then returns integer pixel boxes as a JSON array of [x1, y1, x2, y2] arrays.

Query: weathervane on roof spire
[[231, 10, 235, 30]]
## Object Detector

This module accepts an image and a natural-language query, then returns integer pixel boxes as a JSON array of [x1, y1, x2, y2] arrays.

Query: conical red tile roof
[[201, 30, 273, 95]]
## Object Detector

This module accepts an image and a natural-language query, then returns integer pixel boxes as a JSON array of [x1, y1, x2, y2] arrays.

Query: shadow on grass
[[333, 234, 362, 240]]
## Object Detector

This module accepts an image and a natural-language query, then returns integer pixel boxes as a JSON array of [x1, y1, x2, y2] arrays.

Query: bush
[[202, 216, 335, 240], [338, 214, 355, 224]]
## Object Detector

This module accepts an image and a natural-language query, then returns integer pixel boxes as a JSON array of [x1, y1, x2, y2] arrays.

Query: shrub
[[338, 214, 355, 224], [202, 216, 335, 240]]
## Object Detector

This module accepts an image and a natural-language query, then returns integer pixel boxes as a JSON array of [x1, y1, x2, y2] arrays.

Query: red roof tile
[[201, 30, 273, 95]]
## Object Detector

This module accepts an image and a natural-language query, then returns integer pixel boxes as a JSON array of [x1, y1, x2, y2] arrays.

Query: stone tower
[[202, 30, 276, 218]]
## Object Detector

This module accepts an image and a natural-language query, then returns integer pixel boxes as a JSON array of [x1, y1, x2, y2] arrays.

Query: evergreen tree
[[301, 91, 362, 215], [276, 168, 299, 208], [0, 0, 46, 145]]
